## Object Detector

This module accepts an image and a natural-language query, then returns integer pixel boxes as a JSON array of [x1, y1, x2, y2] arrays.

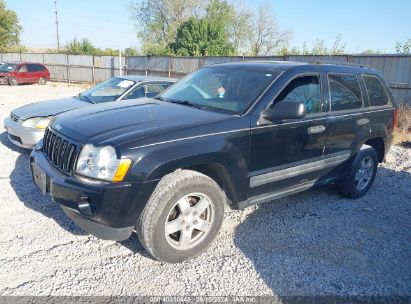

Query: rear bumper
[[4, 117, 45, 149], [29, 147, 157, 241]]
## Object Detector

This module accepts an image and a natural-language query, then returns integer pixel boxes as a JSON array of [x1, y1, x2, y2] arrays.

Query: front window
[[272, 75, 322, 114], [78, 77, 136, 103], [159, 66, 280, 114], [0, 63, 17, 72]]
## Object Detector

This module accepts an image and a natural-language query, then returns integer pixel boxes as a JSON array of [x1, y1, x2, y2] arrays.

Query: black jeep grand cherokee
[[30, 62, 396, 263]]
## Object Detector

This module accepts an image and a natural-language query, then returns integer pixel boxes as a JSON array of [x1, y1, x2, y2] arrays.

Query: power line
[[54, 0, 60, 50]]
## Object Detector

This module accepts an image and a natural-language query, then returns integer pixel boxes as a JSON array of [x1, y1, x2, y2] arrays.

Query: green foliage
[[62, 38, 137, 56], [124, 46, 139, 56], [395, 39, 411, 55], [206, 0, 234, 30], [0, 0, 22, 51], [130, 0, 201, 52], [64, 38, 99, 55], [142, 44, 174, 56], [169, 17, 234, 56]]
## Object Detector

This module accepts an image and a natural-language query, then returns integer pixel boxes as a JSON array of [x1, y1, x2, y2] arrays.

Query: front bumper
[[4, 117, 45, 149], [29, 148, 157, 241]]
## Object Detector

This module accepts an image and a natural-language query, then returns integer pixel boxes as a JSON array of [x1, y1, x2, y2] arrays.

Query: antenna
[[54, 0, 60, 50]]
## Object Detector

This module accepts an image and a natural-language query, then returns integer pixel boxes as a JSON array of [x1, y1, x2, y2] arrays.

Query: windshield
[[159, 66, 280, 114], [78, 77, 136, 103], [0, 63, 17, 72]]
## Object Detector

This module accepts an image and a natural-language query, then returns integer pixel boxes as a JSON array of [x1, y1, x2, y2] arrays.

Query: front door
[[16, 65, 30, 83], [249, 74, 328, 202]]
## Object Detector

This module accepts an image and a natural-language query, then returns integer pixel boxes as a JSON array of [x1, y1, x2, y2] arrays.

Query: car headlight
[[22, 116, 51, 129], [75, 144, 131, 182]]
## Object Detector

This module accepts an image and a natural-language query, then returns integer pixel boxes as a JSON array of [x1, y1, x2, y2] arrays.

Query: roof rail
[[309, 60, 369, 68]]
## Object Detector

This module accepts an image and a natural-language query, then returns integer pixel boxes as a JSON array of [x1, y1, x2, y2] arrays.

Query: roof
[[0, 61, 47, 65], [210, 61, 378, 74], [118, 75, 177, 82]]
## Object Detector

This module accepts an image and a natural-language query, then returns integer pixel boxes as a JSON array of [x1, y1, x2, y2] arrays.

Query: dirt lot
[[0, 83, 410, 298]]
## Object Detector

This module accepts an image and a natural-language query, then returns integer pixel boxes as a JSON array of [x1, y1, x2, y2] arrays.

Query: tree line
[[1, 0, 410, 56]]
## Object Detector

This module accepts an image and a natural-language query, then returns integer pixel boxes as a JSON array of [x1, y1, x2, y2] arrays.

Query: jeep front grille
[[43, 127, 79, 173]]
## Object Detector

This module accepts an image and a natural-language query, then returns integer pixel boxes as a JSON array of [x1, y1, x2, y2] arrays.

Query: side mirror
[[261, 101, 306, 121]]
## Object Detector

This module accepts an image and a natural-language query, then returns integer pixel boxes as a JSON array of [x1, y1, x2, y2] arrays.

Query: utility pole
[[54, 0, 60, 50]]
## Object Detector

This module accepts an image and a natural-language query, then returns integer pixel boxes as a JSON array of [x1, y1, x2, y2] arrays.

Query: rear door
[[324, 73, 365, 159], [27, 64, 41, 83]]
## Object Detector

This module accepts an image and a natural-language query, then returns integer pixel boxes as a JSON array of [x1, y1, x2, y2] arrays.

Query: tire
[[336, 145, 378, 199], [8, 77, 18, 86], [136, 169, 225, 263], [38, 77, 46, 85]]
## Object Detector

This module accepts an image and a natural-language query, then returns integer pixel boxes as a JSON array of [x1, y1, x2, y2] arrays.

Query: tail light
[[393, 108, 398, 128]]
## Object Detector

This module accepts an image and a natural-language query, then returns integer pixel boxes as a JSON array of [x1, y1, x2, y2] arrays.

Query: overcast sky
[[5, 0, 411, 53]]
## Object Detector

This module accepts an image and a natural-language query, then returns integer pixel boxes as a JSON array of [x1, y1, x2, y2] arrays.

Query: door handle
[[307, 125, 326, 134], [356, 118, 370, 126]]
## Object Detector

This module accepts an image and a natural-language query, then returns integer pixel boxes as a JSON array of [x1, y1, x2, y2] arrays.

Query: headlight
[[75, 144, 131, 182], [22, 116, 51, 129]]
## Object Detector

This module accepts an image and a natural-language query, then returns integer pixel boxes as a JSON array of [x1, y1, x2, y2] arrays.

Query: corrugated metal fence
[[1, 53, 410, 105]]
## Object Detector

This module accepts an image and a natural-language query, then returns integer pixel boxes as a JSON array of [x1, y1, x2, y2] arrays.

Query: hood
[[50, 98, 229, 146], [11, 97, 90, 120]]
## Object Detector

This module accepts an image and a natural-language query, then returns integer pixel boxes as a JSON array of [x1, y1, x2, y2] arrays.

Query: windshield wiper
[[155, 97, 204, 109], [171, 100, 204, 109], [153, 96, 167, 102]]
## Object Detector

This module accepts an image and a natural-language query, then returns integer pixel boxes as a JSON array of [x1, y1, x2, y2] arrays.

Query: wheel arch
[[146, 155, 248, 205], [364, 137, 385, 163]]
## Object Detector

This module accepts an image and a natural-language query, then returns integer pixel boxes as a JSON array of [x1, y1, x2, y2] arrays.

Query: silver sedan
[[4, 75, 176, 149]]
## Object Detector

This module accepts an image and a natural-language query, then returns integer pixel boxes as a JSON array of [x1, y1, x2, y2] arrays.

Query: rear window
[[328, 74, 362, 111], [27, 64, 45, 72], [362, 75, 390, 106]]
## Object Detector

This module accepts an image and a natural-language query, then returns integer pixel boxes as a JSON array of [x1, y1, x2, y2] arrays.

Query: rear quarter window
[[328, 74, 362, 111], [362, 75, 390, 106]]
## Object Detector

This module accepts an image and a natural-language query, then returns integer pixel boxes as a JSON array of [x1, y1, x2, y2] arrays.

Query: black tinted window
[[27, 64, 45, 72], [274, 75, 322, 114], [329, 74, 362, 111], [27, 64, 37, 72], [363, 75, 390, 106]]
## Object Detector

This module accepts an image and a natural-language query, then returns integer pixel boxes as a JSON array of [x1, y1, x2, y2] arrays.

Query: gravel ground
[[0, 83, 410, 297]]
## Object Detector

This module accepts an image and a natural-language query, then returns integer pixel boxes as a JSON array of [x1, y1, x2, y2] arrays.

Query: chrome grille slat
[[59, 140, 68, 167], [52, 137, 61, 163], [42, 127, 78, 174], [48, 134, 56, 158], [63, 144, 74, 171]]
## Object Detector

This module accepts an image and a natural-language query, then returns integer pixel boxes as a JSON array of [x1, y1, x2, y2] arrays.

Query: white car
[[4, 75, 176, 149]]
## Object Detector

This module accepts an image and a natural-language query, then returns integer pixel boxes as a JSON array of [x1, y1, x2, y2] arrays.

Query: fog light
[[78, 196, 95, 216]]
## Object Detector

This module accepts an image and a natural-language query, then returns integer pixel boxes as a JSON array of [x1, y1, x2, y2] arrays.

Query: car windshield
[[158, 66, 280, 114], [78, 77, 136, 103], [0, 63, 17, 72]]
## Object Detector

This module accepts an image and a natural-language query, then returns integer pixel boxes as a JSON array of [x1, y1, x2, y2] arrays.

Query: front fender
[[125, 130, 251, 203]]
